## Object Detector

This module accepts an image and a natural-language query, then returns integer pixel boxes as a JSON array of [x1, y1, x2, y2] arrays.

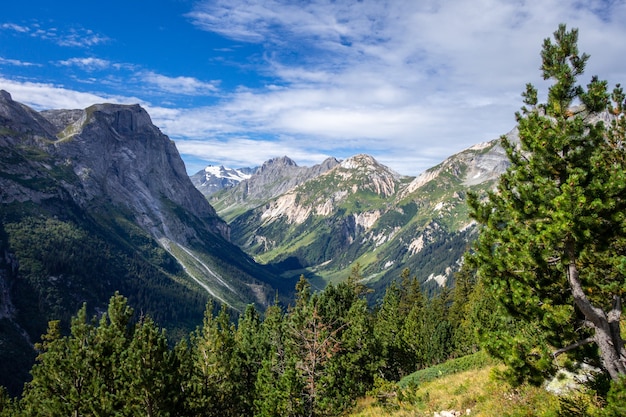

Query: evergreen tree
[[0, 386, 20, 417], [373, 281, 407, 380], [122, 316, 182, 416], [447, 264, 479, 357], [254, 301, 303, 417], [417, 289, 453, 366], [21, 293, 137, 416], [398, 268, 427, 369], [314, 267, 378, 413], [469, 24, 626, 383], [374, 268, 429, 379], [186, 303, 239, 417], [232, 304, 264, 417]]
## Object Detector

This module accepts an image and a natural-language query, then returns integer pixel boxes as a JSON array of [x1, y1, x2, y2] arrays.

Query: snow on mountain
[[191, 165, 255, 197]]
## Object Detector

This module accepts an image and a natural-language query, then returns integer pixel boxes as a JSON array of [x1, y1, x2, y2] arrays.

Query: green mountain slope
[[214, 140, 511, 296], [0, 91, 285, 394]]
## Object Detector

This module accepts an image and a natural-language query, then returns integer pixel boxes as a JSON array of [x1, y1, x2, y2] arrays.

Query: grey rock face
[[56, 103, 230, 242], [0, 92, 230, 244], [0, 90, 58, 143], [212, 155, 341, 218]]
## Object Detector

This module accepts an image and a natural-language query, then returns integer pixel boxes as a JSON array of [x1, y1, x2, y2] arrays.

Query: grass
[[350, 353, 567, 417]]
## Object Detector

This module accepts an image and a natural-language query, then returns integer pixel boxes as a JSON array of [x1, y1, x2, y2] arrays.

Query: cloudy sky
[[1, 1, 625, 176]]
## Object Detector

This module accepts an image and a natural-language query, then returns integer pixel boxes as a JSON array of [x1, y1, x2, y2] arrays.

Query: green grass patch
[[399, 351, 496, 387]]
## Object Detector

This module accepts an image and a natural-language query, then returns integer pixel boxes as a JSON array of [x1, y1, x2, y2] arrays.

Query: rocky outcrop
[[244, 155, 341, 201], [1, 91, 229, 245], [211, 155, 340, 219], [43, 102, 230, 242], [0, 90, 58, 142]]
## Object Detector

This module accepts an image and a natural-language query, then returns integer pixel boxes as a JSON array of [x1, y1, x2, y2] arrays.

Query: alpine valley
[[0, 91, 290, 394], [204, 137, 512, 296], [1, 90, 512, 394]]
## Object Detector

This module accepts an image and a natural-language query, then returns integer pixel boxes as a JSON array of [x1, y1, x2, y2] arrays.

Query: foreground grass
[[350, 359, 564, 416]]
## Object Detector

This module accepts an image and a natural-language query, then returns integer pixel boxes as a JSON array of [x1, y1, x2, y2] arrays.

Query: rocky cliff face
[[46, 103, 230, 243], [0, 91, 283, 393], [210, 155, 340, 221]]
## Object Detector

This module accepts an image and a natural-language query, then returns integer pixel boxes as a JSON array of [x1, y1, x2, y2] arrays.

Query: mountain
[[0, 91, 284, 394], [210, 155, 341, 222], [209, 141, 511, 295], [190, 165, 255, 197]]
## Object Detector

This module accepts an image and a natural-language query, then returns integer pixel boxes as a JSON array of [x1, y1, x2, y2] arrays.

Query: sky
[[1, 1, 625, 176]]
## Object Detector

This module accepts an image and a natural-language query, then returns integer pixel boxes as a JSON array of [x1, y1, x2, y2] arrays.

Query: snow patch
[[204, 165, 251, 182]]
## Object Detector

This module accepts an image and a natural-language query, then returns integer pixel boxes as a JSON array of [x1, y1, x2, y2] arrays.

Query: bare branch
[[552, 337, 595, 358]]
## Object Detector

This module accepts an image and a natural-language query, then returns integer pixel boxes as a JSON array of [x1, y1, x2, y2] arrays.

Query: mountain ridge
[[0, 90, 286, 394], [207, 136, 511, 292]]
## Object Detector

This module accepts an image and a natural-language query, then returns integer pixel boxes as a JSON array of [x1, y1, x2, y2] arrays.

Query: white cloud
[[0, 57, 39, 67], [1, 23, 30, 33], [2, 21, 109, 48], [58, 57, 111, 70], [180, 0, 626, 174], [0, 77, 143, 110], [141, 71, 220, 95], [55, 28, 109, 47]]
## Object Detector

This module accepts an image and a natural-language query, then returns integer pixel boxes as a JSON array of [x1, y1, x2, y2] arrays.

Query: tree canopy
[[469, 24, 626, 383]]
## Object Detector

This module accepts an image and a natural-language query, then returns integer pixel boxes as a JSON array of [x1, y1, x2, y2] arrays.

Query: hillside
[[209, 140, 511, 295], [0, 91, 285, 394]]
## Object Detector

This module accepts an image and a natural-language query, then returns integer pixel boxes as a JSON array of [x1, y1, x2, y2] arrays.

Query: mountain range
[[0, 91, 292, 394], [206, 138, 511, 294], [0, 90, 512, 394]]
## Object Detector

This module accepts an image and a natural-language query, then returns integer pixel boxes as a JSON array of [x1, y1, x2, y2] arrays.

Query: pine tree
[[121, 316, 182, 416], [254, 302, 302, 417], [21, 293, 138, 416], [232, 304, 263, 417], [469, 24, 626, 383], [373, 281, 407, 380], [447, 264, 479, 356], [417, 289, 453, 366], [186, 303, 239, 417]]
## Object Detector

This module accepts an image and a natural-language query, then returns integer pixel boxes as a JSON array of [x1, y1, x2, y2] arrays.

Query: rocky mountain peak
[[329, 153, 405, 198], [0, 90, 58, 141], [44, 102, 229, 243], [210, 155, 340, 219], [259, 155, 297, 170], [339, 153, 378, 170]]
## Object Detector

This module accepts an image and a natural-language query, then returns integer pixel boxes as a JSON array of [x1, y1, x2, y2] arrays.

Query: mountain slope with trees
[[0, 93, 286, 394], [209, 145, 510, 297]]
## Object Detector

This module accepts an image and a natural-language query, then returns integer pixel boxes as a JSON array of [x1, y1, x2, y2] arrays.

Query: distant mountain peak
[[268, 155, 297, 165], [209, 156, 341, 220], [339, 153, 378, 169], [191, 165, 254, 197]]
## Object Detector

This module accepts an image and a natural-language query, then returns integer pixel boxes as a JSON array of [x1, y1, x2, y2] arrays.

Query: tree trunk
[[566, 253, 626, 381]]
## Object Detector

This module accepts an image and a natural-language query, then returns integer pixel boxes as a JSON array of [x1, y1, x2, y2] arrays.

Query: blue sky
[[1, 0, 625, 176]]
